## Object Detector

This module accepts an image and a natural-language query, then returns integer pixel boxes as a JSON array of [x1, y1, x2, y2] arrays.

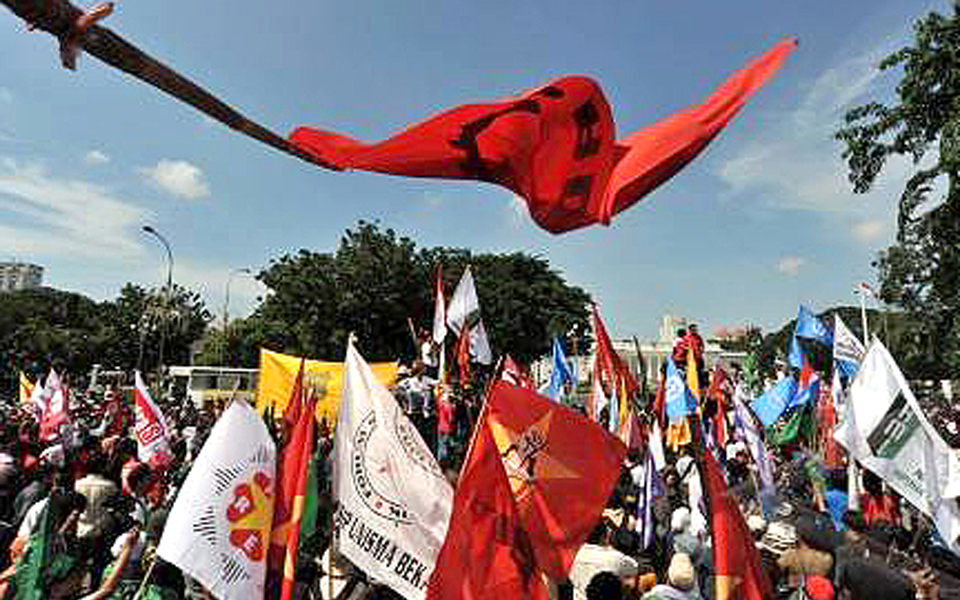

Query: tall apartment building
[[0, 262, 43, 292]]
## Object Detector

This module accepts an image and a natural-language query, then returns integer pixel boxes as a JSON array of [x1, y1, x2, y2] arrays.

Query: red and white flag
[[38, 369, 71, 442], [134, 371, 173, 469]]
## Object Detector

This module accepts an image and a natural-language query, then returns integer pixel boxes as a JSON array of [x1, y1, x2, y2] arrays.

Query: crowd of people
[[0, 348, 955, 600]]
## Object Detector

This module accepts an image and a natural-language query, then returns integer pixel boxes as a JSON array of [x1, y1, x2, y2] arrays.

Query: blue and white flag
[[752, 377, 798, 427], [665, 356, 696, 422], [833, 315, 865, 383], [733, 383, 777, 517], [545, 337, 576, 401], [635, 451, 663, 550]]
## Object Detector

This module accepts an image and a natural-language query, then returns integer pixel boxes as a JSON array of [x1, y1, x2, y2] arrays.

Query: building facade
[[0, 262, 43, 292]]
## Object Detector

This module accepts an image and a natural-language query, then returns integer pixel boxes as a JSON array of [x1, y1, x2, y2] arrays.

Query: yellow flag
[[256, 348, 398, 428], [686, 347, 700, 400], [18, 372, 34, 405]]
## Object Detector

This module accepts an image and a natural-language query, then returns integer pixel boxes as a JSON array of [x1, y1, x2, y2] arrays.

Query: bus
[[167, 365, 259, 408]]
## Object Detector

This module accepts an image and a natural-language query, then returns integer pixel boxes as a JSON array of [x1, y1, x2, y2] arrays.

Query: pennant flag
[[157, 401, 276, 600], [291, 39, 797, 234], [485, 382, 627, 580], [833, 314, 865, 383], [432, 267, 447, 344], [546, 338, 576, 401], [133, 371, 174, 469], [279, 393, 317, 600], [590, 304, 639, 429], [427, 420, 548, 600], [834, 340, 960, 554], [751, 377, 798, 428], [335, 341, 453, 600], [703, 448, 771, 600], [18, 372, 34, 405], [501, 355, 534, 389], [795, 305, 833, 346], [446, 266, 480, 335]]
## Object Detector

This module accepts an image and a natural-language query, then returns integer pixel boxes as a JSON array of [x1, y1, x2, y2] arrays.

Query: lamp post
[[143, 225, 173, 383], [222, 267, 252, 366]]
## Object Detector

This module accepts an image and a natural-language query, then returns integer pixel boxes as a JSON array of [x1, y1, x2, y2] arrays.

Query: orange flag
[[486, 382, 626, 580], [703, 448, 771, 600]]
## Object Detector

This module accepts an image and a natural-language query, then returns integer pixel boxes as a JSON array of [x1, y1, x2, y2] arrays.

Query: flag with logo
[[834, 340, 960, 553], [833, 314, 865, 383], [38, 370, 70, 443], [485, 382, 626, 580], [133, 371, 173, 469], [157, 401, 276, 600], [334, 341, 453, 600]]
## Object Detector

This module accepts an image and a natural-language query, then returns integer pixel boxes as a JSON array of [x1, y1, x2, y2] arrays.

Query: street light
[[143, 225, 174, 382], [222, 267, 253, 366]]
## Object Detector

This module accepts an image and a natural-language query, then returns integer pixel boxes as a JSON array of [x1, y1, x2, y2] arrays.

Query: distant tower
[[0, 262, 44, 292]]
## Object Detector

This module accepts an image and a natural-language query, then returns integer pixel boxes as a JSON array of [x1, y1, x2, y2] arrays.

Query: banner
[[158, 401, 276, 600], [835, 340, 960, 553], [255, 348, 397, 428], [334, 341, 453, 600]]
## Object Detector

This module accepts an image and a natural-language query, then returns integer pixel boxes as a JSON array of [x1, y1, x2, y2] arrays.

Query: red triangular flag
[[703, 448, 771, 600], [290, 39, 796, 234], [279, 393, 316, 600]]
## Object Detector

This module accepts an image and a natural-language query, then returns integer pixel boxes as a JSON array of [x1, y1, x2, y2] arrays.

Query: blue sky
[[0, 0, 945, 343]]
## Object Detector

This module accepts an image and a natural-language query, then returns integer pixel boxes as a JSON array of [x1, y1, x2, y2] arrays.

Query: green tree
[[836, 3, 960, 377], [231, 221, 591, 366]]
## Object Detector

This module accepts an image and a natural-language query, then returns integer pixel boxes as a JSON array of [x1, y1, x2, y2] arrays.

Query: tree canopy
[[836, 2, 960, 377], [200, 221, 592, 367]]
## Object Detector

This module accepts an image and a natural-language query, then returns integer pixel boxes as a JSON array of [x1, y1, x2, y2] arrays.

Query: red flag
[[268, 361, 311, 576], [707, 364, 730, 448], [486, 382, 626, 580], [592, 304, 639, 400], [427, 421, 548, 600], [653, 374, 666, 428], [703, 449, 771, 600], [283, 358, 306, 433], [501, 355, 534, 389], [279, 393, 316, 600], [456, 326, 471, 385], [819, 386, 842, 469], [39, 377, 71, 443], [290, 39, 796, 234]]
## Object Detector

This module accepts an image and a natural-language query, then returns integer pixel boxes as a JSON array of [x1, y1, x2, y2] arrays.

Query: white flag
[[834, 340, 960, 553], [469, 318, 493, 365], [158, 402, 276, 600], [833, 315, 865, 367], [432, 269, 446, 344], [334, 341, 453, 600], [445, 266, 479, 335], [133, 371, 173, 468]]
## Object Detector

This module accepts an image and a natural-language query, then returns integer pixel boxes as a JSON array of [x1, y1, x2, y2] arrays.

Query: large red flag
[[703, 449, 771, 600], [279, 394, 316, 600], [291, 39, 796, 234], [486, 382, 626, 580], [427, 420, 548, 600]]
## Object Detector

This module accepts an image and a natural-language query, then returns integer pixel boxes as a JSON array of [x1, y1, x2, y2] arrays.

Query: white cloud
[[85, 150, 110, 165], [139, 159, 210, 199], [0, 158, 151, 260], [851, 218, 885, 243], [715, 37, 909, 215], [776, 256, 806, 276]]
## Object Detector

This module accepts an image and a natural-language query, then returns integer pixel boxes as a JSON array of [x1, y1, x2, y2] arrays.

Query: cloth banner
[[334, 341, 453, 600], [157, 401, 276, 600], [256, 348, 397, 429], [133, 370, 173, 469], [834, 340, 960, 554]]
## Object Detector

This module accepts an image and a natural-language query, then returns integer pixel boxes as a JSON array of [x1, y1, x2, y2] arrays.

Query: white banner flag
[[833, 314, 865, 366], [133, 371, 173, 468], [834, 340, 960, 553], [158, 401, 276, 600], [445, 266, 479, 335], [334, 341, 453, 600]]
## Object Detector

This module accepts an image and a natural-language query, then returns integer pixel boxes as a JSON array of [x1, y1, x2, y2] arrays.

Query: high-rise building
[[0, 262, 43, 292]]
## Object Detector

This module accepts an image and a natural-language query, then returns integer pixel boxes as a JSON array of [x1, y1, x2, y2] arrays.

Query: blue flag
[[546, 337, 575, 400], [752, 377, 798, 427], [790, 373, 819, 410], [665, 356, 696, 422], [787, 334, 804, 370], [795, 305, 833, 346]]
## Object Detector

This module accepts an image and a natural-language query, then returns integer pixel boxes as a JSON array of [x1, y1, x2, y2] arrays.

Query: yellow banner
[[19, 372, 34, 405], [256, 348, 398, 428]]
